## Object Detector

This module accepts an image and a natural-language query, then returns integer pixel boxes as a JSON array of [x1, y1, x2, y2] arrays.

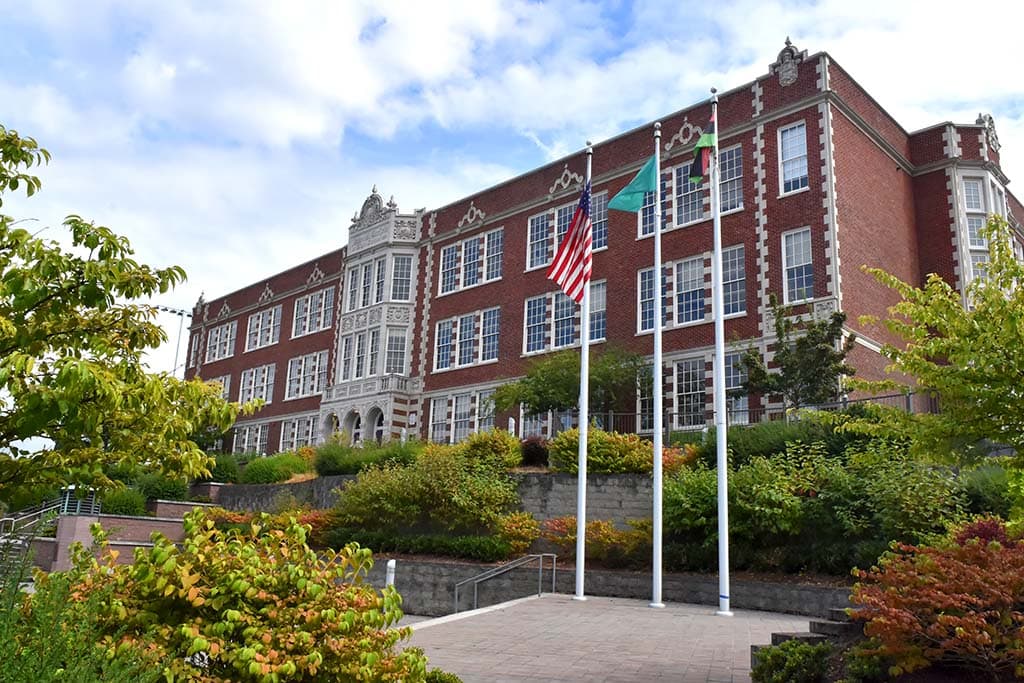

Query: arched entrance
[[322, 413, 340, 443], [365, 407, 386, 444], [342, 410, 361, 445]]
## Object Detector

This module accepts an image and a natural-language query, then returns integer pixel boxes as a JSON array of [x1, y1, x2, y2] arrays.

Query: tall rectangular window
[[783, 228, 814, 303], [477, 389, 495, 431], [435, 320, 454, 370], [374, 257, 386, 304], [676, 358, 705, 428], [285, 350, 328, 399], [293, 288, 334, 337], [639, 176, 669, 236], [391, 255, 413, 301], [440, 245, 459, 294], [453, 393, 472, 442], [347, 268, 359, 311], [525, 296, 548, 352], [780, 122, 809, 194], [591, 192, 609, 249], [590, 281, 607, 341], [385, 330, 406, 374], [457, 314, 476, 366], [462, 237, 482, 288], [638, 268, 655, 332], [553, 293, 575, 348], [722, 245, 746, 315], [675, 166, 704, 225], [485, 229, 503, 281], [233, 423, 269, 455], [555, 204, 574, 246], [528, 214, 550, 269], [481, 308, 500, 361], [676, 257, 705, 324], [354, 332, 367, 378], [725, 352, 749, 425], [638, 364, 654, 432], [341, 335, 353, 381], [280, 415, 318, 451], [720, 145, 743, 212], [210, 374, 231, 400], [239, 364, 275, 404], [205, 321, 237, 362], [360, 263, 373, 308], [246, 305, 281, 351], [367, 329, 380, 376], [430, 397, 449, 443]]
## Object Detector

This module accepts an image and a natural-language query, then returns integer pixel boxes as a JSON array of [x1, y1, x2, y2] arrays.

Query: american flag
[[546, 181, 593, 303]]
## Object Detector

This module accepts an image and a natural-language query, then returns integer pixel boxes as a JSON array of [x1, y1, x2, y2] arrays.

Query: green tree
[[493, 345, 647, 416], [0, 125, 244, 503], [738, 296, 855, 410], [854, 215, 1024, 459]]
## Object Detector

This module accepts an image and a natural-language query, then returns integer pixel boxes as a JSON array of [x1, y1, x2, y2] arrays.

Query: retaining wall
[[215, 475, 355, 512]]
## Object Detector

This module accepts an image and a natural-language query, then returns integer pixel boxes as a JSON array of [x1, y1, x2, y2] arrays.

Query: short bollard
[[385, 559, 396, 587]]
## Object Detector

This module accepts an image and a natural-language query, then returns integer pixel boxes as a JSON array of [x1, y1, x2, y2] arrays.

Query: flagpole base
[[649, 602, 665, 609], [715, 610, 734, 617], [572, 595, 587, 602]]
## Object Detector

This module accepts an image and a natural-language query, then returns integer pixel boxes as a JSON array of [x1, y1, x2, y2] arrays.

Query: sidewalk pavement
[[407, 594, 809, 683]]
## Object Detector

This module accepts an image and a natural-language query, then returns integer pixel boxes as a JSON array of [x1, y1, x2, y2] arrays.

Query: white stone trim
[[945, 168, 965, 302], [548, 164, 583, 195], [819, 101, 841, 306], [751, 81, 764, 118], [458, 201, 487, 228], [664, 117, 703, 152], [941, 124, 962, 159], [815, 54, 830, 92], [752, 124, 771, 336]]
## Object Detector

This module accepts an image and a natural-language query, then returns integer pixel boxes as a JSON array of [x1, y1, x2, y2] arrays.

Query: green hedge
[[99, 488, 148, 516], [239, 452, 309, 485], [325, 527, 512, 562], [314, 440, 422, 476], [136, 473, 189, 501]]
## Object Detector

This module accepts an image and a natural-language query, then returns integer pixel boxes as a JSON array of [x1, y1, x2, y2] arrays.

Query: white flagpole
[[574, 143, 594, 601], [651, 122, 665, 609], [709, 89, 733, 617]]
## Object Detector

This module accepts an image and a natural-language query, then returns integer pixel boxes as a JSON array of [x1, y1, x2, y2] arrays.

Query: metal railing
[[453, 553, 556, 614], [0, 499, 61, 535]]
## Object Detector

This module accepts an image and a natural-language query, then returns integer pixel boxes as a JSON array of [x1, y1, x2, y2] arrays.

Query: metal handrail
[[453, 553, 556, 613], [0, 500, 61, 535]]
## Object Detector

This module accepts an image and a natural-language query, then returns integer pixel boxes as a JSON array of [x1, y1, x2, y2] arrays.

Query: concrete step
[[827, 607, 852, 622], [770, 631, 830, 647], [810, 618, 862, 638]]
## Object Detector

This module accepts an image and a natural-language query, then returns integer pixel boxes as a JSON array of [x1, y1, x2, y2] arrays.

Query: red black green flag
[[688, 111, 716, 184]]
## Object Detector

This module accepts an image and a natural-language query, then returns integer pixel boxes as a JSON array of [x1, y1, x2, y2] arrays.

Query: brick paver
[[407, 594, 809, 682]]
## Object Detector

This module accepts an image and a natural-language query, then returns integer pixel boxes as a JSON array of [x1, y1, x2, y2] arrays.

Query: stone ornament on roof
[[217, 301, 231, 319], [977, 113, 1001, 152], [548, 163, 584, 195], [770, 37, 807, 87], [457, 200, 487, 228], [664, 116, 703, 152], [257, 283, 274, 303], [307, 264, 325, 285], [351, 186, 395, 230]]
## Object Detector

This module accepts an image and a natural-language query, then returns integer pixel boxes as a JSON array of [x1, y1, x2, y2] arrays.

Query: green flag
[[608, 154, 657, 212]]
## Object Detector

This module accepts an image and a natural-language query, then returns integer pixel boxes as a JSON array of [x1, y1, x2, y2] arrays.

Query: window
[[239, 364, 275, 403], [720, 145, 743, 212], [354, 332, 367, 378], [246, 305, 281, 351], [280, 415, 319, 451], [555, 204, 574, 246], [210, 374, 231, 400], [725, 352, 749, 425], [964, 178, 983, 211], [233, 423, 268, 455], [590, 281, 607, 341], [385, 330, 406, 374], [477, 389, 495, 431], [779, 122, 809, 194], [341, 336, 353, 381], [675, 166, 704, 225], [360, 263, 373, 308], [347, 268, 359, 311], [967, 215, 987, 248], [458, 314, 476, 366], [591, 192, 609, 249], [485, 229, 503, 280], [481, 308, 500, 361], [640, 176, 670, 236], [453, 393, 472, 442], [525, 296, 548, 353], [285, 350, 328, 399], [637, 364, 654, 432], [205, 321, 237, 362], [391, 255, 413, 301], [292, 287, 334, 337], [638, 268, 656, 332], [971, 252, 990, 281], [783, 228, 814, 303], [374, 257, 386, 304], [435, 320, 454, 370], [440, 245, 459, 294], [188, 334, 200, 368], [368, 329, 380, 376], [528, 214, 550, 269], [675, 257, 705, 323], [462, 237, 482, 288], [553, 293, 575, 348], [430, 397, 448, 443], [676, 358, 705, 428], [722, 245, 746, 315], [963, 177, 993, 284]]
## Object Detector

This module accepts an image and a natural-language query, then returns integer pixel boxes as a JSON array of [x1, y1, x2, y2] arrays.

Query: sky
[[2, 0, 1023, 376]]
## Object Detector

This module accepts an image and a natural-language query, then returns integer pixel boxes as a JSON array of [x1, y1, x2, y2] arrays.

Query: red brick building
[[186, 41, 1023, 453]]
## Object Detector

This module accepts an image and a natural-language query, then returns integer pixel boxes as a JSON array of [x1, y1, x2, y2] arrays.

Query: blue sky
[[2, 0, 1022, 375]]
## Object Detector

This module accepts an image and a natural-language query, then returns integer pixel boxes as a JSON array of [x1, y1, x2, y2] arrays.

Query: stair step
[[827, 607, 852, 622], [771, 631, 829, 647], [810, 619, 862, 637]]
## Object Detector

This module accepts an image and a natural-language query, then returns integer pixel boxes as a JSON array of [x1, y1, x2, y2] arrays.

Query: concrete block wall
[[515, 473, 652, 527]]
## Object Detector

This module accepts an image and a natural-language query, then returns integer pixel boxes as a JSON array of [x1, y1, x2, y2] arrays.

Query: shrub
[[548, 428, 654, 474], [426, 669, 464, 683], [238, 452, 309, 484], [324, 527, 512, 562], [519, 436, 549, 467], [458, 429, 521, 470], [100, 487, 148, 516], [751, 639, 831, 683], [314, 442, 368, 475], [208, 453, 240, 483], [957, 462, 1012, 518], [953, 515, 1014, 547], [495, 512, 541, 555], [851, 525, 1024, 680], [541, 516, 652, 568], [135, 472, 189, 501], [68, 511, 427, 681]]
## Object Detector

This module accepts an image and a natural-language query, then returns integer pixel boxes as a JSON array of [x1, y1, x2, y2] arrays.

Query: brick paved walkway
[[407, 594, 809, 682]]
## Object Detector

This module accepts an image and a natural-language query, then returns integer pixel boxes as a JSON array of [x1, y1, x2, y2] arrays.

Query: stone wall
[[514, 473, 652, 526], [216, 475, 355, 512], [148, 499, 218, 519]]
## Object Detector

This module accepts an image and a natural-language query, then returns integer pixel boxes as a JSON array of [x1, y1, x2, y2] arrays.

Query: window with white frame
[[637, 364, 654, 432], [638, 268, 669, 332], [341, 335, 354, 381], [590, 281, 607, 341], [963, 176, 993, 284], [205, 321, 237, 362], [477, 389, 495, 431], [435, 320, 454, 370], [453, 393, 472, 442], [555, 204, 574, 247], [285, 350, 328, 399], [521, 410, 547, 438], [675, 358, 705, 428], [528, 213, 550, 269], [523, 289, 604, 354], [462, 237, 482, 288], [720, 145, 743, 212], [440, 245, 459, 294], [374, 257, 386, 304], [722, 245, 746, 315], [640, 177, 670, 236], [525, 296, 548, 353], [481, 308, 500, 361], [783, 228, 814, 303], [292, 287, 334, 337], [188, 334, 200, 368], [391, 255, 413, 301], [360, 263, 373, 308], [675, 166, 704, 225], [354, 332, 367, 378], [458, 314, 476, 366], [675, 256, 705, 324], [971, 251, 990, 281], [346, 268, 359, 311], [435, 308, 500, 370], [485, 230, 503, 280], [368, 329, 380, 376], [430, 397, 448, 443], [239, 364, 275, 403], [779, 122, 809, 194], [233, 423, 269, 455], [591, 192, 609, 249], [553, 293, 575, 348], [245, 305, 281, 351], [209, 374, 231, 400], [385, 330, 406, 374], [724, 352, 749, 425], [280, 415, 319, 451]]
